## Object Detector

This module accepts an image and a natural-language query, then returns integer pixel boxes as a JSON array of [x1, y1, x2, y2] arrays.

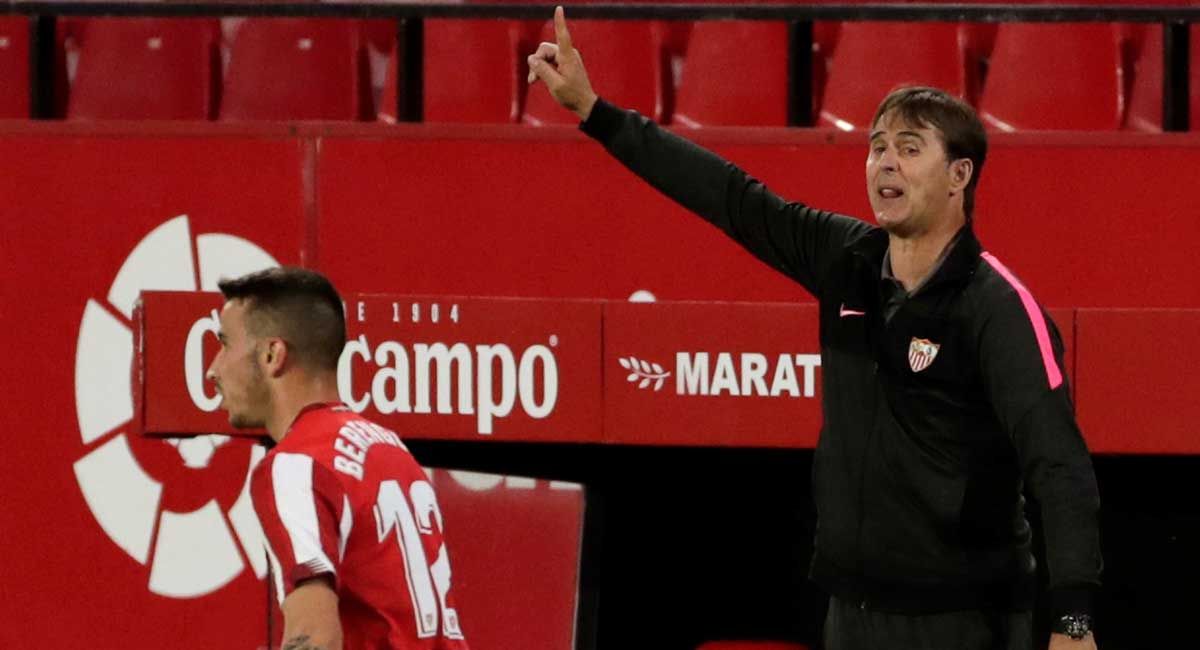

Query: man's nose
[[878, 148, 898, 172]]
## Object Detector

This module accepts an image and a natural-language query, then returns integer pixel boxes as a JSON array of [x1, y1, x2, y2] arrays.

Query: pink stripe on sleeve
[[980, 252, 1064, 390]]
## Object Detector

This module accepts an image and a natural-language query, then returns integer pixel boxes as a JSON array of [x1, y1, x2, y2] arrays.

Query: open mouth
[[878, 186, 904, 199]]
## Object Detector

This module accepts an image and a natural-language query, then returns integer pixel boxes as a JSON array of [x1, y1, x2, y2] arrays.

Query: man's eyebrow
[[869, 130, 926, 143]]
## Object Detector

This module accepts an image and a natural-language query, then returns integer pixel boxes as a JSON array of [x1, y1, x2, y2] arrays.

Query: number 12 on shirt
[[374, 479, 464, 640]]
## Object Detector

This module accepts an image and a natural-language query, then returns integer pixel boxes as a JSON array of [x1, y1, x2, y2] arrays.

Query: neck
[[264, 372, 342, 443], [887, 213, 965, 292]]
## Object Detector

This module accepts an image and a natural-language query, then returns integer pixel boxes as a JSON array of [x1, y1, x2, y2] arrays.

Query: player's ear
[[264, 339, 289, 377]]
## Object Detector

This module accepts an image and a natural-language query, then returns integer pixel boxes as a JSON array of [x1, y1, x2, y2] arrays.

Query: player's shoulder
[[280, 406, 419, 488], [965, 250, 1065, 352], [967, 251, 1044, 316], [250, 446, 319, 488], [251, 445, 355, 513]]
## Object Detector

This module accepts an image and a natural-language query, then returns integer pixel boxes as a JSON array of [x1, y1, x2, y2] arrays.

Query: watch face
[[1059, 614, 1092, 640]]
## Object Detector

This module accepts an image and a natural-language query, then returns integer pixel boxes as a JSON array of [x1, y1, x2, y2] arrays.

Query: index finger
[[554, 5, 574, 54]]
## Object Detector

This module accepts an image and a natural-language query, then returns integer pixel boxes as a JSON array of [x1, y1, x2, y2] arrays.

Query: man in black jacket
[[528, 7, 1102, 650]]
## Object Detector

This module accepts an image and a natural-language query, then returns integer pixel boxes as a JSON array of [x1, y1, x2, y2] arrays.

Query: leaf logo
[[618, 356, 671, 391]]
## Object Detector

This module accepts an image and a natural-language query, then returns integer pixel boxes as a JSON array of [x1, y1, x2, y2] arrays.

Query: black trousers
[[823, 596, 1034, 650]]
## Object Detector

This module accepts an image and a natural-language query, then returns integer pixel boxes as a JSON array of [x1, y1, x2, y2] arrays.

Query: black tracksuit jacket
[[581, 98, 1102, 620]]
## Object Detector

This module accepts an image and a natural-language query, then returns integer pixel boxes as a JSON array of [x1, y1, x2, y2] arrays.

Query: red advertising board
[[604, 301, 823, 447], [339, 295, 603, 442], [136, 293, 828, 448], [135, 292, 253, 437], [1075, 309, 1200, 454], [429, 470, 583, 650], [136, 292, 605, 443], [137, 292, 1198, 456]]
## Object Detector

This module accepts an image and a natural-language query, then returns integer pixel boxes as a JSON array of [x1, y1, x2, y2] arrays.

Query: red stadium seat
[[376, 37, 401, 123], [673, 21, 791, 127], [221, 19, 370, 121], [379, 19, 530, 123], [523, 19, 665, 125], [67, 18, 219, 120], [977, 23, 1126, 131], [0, 17, 30, 118], [818, 22, 969, 131], [1123, 23, 1200, 132], [697, 642, 809, 650]]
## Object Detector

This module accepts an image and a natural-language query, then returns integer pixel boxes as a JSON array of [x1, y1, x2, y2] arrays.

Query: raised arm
[[527, 6, 872, 297]]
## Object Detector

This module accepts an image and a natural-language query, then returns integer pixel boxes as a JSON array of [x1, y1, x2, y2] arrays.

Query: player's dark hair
[[217, 267, 346, 372], [871, 86, 988, 222]]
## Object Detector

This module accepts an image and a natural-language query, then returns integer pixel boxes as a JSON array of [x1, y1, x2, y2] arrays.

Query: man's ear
[[949, 158, 973, 195], [264, 339, 289, 377]]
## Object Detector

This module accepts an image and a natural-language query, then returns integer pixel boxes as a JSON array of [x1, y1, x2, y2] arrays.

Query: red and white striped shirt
[[251, 403, 469, 649]]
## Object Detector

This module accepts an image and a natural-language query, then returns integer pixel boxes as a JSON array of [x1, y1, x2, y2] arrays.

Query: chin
[[877, 213, 911, 235], [879, 203, 932, 234]]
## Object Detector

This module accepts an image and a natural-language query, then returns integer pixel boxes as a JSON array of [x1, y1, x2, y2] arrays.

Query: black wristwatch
[[1053, 613, 1093, 640]]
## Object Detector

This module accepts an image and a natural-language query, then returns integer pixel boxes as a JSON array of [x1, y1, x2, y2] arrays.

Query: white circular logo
[[72, 215, 278, 598]]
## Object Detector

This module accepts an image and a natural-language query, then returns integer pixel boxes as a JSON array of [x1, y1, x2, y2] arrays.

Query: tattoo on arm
[[281, 635, 327, 650]]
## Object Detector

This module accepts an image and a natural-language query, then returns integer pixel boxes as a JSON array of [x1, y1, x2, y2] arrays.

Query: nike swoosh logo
[[839, 304, 866, 317]]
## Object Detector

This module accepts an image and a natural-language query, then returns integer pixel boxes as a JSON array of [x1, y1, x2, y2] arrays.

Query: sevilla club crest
[[908, 337, 940, 373]]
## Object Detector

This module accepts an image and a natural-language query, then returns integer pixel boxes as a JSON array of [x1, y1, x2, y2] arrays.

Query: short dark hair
[[871, 86, 988, 221], [217, 267, 346, 372]]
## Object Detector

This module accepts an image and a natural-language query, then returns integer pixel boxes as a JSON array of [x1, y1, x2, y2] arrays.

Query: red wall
[[0, 134, 304, 649], [316, 127, 1199, 307], [1, 123, 1196, 648]]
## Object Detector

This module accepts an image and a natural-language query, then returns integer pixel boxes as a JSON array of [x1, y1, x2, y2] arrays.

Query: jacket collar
[[850, 225, 981, 294], [921, 226, 982, 293]]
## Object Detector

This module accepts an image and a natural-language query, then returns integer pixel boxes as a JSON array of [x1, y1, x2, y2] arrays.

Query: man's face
[[866, 111, 959, 237], [207, 299, 271, 429]]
